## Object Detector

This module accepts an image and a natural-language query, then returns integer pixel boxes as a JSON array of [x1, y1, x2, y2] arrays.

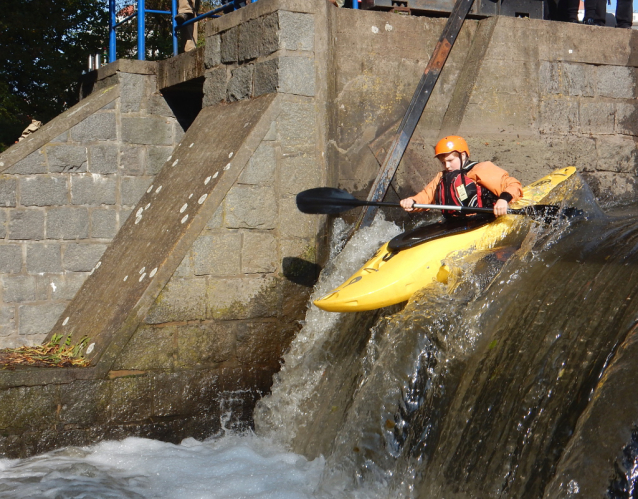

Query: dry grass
[[0, 334, 90, 369]]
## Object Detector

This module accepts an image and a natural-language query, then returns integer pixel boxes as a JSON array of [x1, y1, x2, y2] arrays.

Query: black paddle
[[296, 187, 581, 219]]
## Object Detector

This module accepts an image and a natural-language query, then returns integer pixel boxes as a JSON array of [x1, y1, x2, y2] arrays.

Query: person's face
[[437, 151, 464, 172]]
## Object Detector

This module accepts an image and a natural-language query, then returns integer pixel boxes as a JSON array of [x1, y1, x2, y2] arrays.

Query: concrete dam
[[0, 0, 637, 496]]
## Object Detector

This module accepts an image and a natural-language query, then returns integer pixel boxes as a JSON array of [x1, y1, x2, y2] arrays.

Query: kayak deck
[[314, 167, 577, 313], [388, 215, 495, 252]]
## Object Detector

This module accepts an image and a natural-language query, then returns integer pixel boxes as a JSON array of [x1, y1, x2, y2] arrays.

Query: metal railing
[[108, 0, 358, 63], [109, 0, 178, 62]]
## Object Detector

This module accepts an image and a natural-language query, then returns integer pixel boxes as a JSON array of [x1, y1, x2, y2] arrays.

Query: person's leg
[[184, 25, 197, 51], [615, 0, 633, 28], [564, 0, 580, 22], [547, 0, 580, 22], [176, 0, 197, 51], [583, 0, 606, 25]]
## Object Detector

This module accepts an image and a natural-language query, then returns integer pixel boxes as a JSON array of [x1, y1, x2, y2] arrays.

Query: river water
[[2, 175, 638, 498]]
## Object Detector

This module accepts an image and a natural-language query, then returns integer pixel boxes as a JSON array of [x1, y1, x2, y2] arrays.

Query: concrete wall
[[0, 63, 183, 348], [437, 17, 638, 202], [321, 14, 638, 208], [330, 11, 479, 201]]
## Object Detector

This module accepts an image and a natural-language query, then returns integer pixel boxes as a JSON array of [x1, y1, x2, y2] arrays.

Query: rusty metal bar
[[355, 0, 475, 230]]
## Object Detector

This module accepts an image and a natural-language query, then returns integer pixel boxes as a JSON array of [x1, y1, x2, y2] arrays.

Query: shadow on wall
[[162, 77, 205, 132], [282, 257, 321, 287]]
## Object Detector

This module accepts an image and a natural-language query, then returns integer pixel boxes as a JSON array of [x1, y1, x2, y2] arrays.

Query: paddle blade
[[296, 188, 362, 214]]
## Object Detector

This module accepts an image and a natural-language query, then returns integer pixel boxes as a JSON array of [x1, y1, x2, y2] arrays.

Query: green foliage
[[0, 81, 24, 152], [0, 0, 108, 151]]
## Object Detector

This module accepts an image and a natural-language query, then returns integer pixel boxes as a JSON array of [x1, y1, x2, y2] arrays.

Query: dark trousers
[[546, 0, 580, 22], [584, 0, 633, 27]]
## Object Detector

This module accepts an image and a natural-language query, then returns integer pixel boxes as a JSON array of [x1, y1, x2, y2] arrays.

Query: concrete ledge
[[157, 46, 205, 90], [92, 59, 157, 80], [0, 86, 120, 173], [486, 16, 638, 67], [206, 0, 321, 36]]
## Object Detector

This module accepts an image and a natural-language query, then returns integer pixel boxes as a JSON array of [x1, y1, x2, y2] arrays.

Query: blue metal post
[[172, 0, 178, 56], [109, 0, 117, 62], [137, 0, 146, 60], [352, 0, 359, 9]]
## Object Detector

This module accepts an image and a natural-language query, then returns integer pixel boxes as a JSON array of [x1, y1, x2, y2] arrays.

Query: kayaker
[[399, 136, 523, 217]]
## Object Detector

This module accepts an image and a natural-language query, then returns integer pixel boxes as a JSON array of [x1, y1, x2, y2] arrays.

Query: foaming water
[[0, 434, 324, 499], [253, 214, 402, 447]]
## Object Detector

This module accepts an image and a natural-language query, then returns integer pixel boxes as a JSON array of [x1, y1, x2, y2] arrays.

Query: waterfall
[[256, 175, 638, 498]]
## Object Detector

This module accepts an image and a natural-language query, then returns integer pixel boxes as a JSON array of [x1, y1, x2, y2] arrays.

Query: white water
[[0, 434, 324, 499], [254, 215, 402, 446]]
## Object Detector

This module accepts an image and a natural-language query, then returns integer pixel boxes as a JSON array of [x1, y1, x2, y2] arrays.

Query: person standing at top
[[399, 136, 523, 218], [175, 0, 200, 52]]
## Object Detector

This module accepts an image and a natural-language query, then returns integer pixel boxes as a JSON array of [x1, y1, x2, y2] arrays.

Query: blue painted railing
[[108, 0, 358, 63], [109, 0, 178, 62]]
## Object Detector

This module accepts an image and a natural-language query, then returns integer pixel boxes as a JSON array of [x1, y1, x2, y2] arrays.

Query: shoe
[[583, 17, 604, 26], [174, 13, 193, 25]]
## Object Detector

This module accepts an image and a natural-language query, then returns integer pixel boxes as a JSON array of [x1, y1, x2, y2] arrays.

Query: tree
[[0, 0, 108, 151], [0, 0, 222, 151]]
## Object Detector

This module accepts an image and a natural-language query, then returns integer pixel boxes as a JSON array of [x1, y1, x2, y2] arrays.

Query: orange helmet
[[434, 136, 470, 158]]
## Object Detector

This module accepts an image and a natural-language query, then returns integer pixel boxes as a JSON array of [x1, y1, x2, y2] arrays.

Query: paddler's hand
[[400, 198, 416, 212], [493, 199, 509, 216]]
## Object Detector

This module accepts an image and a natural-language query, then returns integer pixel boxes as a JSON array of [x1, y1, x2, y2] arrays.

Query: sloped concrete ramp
[[47, 94, 278, 374]]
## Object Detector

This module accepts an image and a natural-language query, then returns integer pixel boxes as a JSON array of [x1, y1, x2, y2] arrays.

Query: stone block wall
[[143, 0, 328, 331], [0, 95, 292, 459], [0, 0, 331, 458], [0, 68, 184, 348], [118, 0, 330, 411], [203, 9, 317, 105]]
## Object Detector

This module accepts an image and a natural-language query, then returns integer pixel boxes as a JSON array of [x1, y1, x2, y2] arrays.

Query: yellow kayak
[[314, 167, 577, 312]]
